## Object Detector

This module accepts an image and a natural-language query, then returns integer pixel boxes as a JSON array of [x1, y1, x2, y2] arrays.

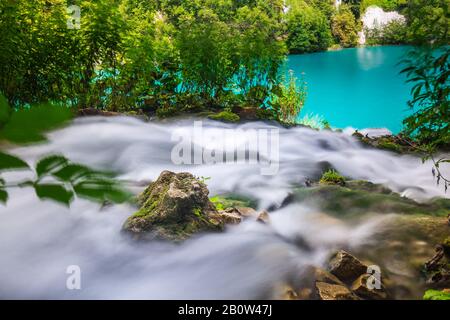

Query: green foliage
[[0, 104, 72, 143], [404, 0, 449, 46], [320, 169, 346, 185], [0, 95, 131, 206], [286, 3, 334, 53], [400, 47, 449, 148], [423, 289, 450, 300], [360, 0, 407, 12], [297, 113, 331, 129], [0, 152, 29, 171], [0, 154, 132, 206], [0, 0, 289, 116], [332, 4, 360, 48], [275, 70, 307, 123]]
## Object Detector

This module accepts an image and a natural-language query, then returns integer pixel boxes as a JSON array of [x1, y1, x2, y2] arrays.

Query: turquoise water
[[287, 46, 413, 133]]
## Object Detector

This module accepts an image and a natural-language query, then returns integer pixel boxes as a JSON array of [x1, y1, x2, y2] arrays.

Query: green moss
[[132, 209, 149, 218], [320, 169, 346, 186], [378, 141, 402, 153], [423, 289, 450, 300], [210, 194, 257, 211], [208, 111, 240, 123], [291, 183, 450, 217], [192, 207, 202, 217]]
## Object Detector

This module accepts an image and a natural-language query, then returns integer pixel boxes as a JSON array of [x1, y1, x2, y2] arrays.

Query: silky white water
[[0, 117, 447, 299]]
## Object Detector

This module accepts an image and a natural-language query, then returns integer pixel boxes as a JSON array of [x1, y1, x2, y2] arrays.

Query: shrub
[[276, 70, 307, 124], [286, 4, 333, 53]]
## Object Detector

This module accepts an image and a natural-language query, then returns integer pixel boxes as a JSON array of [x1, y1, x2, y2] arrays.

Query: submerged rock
[[257, 210, 270, 224], [123, 171, 225, 241]]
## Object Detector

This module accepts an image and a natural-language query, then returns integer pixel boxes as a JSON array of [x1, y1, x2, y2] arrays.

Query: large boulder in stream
[[122, 171, 226, 241]]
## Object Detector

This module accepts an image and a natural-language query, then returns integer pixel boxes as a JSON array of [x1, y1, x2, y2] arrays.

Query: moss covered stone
[[291, 181, 450, 217], [123, 171, 226, 241], [319, 169, 346, 186], [378, 140, 402, 153], [208, 111, 240, 123]]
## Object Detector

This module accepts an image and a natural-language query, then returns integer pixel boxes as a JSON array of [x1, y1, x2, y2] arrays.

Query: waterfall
[[359, 6, 406, 45]]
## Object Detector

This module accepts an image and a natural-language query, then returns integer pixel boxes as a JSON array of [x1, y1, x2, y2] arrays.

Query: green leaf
[[36, 155, 68, 178], [74, 180, 132, 204], [0, 103, 72, 144], [34, 183, 74, 206], [423, 289, 450, 301], [0, 188, 8, 204], [52, 164, 97, 183], [0, 151, 29, 171]]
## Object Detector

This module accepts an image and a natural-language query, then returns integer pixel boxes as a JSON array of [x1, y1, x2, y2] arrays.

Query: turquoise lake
[[287, 46, 413, 133]]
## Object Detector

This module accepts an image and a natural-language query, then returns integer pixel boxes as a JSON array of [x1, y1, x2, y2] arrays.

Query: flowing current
[[0, 117, 447, 299]]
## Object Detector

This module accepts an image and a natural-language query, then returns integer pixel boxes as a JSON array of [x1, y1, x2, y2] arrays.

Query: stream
[[0, 116, 448, 299]]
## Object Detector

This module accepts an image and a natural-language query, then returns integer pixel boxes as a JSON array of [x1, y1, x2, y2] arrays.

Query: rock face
[[315, 282, 360, 300], [123, 171, 225, 241], [328, 250, 369, 283], [290, 180, 450, 217]]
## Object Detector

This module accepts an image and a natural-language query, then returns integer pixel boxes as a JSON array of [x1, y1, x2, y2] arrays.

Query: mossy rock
[[208, 111, 240, 123], [378, 140, 402, 153], [291, 181, 450, 217], [123, 171, 226, 242]]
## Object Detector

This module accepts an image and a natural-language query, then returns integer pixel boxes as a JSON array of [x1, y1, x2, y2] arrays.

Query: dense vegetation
[[286, 0, 449, 51], [0, 0, 447, 143], [0, 0, 295, 120]]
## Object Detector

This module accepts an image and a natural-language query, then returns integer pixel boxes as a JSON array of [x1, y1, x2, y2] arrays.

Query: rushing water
[[0, 117, 447, 299], [288, 46, 413, 133]]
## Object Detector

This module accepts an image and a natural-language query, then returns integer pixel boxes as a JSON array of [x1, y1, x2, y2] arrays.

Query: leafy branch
[[0, 152, 131, 206]]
